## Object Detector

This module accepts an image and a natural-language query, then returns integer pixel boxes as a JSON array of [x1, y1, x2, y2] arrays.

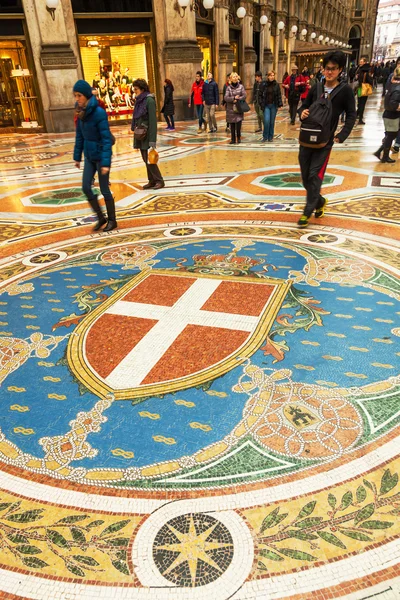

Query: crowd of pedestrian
[[72, 48, 400, 233]]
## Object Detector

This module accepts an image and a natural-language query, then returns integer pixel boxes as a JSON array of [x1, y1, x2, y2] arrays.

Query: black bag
[[235, 99, 250, 114], [299, 82, 343, 148], [384, 82, 400, 112], [134, 125, 148, 141]]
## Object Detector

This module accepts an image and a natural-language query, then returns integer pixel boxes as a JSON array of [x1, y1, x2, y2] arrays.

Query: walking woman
[[162, 79, 175, 131], [73, 79, 117, 232], [260, 71, 283, 142], [224, 72, 247, 144], [131, 78, 165, 190], [374, 66, 400, 164]]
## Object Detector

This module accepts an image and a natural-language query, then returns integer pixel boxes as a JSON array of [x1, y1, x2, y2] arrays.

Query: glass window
[[72, 0, 152, 12], [0, 0, 23, 13]]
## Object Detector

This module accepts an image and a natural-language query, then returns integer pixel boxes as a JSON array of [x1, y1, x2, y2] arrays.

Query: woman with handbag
[[73, 79, 117, 232], [354, 57, 373, 125], [131, 78, 164, 190], [162, 79, 175, 131], [224, 72, 247, 144]]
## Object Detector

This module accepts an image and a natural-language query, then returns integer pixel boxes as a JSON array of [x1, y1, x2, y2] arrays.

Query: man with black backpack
[[297, 50, 356, 228]]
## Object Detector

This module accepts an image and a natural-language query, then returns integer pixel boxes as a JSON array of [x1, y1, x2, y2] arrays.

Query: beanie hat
[[73, 80, 93, 99]]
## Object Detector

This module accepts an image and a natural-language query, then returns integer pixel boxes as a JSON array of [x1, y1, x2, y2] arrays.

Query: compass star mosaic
[[0, 93, 399, 600]]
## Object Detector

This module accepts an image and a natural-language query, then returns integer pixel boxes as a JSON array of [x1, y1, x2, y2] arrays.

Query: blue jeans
[[82, 159, 115, 221], [263, 104, 277, 141], [196, 104, 205, 127], [395, 130, 400, 147]]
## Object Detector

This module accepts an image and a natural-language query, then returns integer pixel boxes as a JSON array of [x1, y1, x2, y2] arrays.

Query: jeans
[[195, 104, 205, 128], [164, 114, 175, 129], [394, 130, 400, 148], [299, 145, 332, 217], [140, 149, 164, 184], [204, 104, 217, 130], [82, 159, 115, 221], [263, 104, 277, 141]]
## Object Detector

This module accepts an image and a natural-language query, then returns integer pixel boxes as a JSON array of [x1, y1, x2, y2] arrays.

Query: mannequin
[[121, 77, 133, 108]]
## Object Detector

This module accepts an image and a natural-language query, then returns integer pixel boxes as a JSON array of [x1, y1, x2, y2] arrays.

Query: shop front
[[0, 19, 43, 132]]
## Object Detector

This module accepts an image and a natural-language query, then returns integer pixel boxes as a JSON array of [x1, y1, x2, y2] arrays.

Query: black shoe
[[237, 138, 241, 144], [229, 140, 236, 144], [255, 128, 262, 133], [373, 145, 384, 160], [358, 120, 366, 125], [153, 181, 165, 190], [290, 121, 295, 125], [92, 215, 107, 232], [103, 220, 118, 232], [142, 182, 156, 190], [392, 145, 399, 154], [381, 155, 396, 163]]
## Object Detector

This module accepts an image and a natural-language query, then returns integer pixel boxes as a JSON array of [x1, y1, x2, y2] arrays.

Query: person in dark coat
[[202, 72, 219, 132], [162, 79, 175, 131], [251, 71, 264, 132], [259, 70, 283, 142], [73, 79, 117, 232], [373, 67, 400, 163], [283, 65, 306, 125], [354, 56, 373, 125], [131, 78, 164, 190], [224, 72, 247, 144]]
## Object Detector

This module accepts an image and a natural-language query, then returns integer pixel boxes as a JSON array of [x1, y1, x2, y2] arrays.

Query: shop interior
[[0, 40, 40, 130], [79, 34, 154, 121]]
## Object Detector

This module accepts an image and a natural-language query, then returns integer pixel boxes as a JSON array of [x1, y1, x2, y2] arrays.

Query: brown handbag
[[134, 125, 148, 141]]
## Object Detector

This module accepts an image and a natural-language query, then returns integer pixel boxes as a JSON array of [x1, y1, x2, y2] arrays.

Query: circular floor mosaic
[[0, 221, 399, 496]]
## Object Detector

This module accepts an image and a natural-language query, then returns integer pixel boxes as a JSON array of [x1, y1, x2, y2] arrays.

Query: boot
[[381, 148, 396, 163], [88, 196, 106, 231], [373, 145, 384, 160], [104, 196, 118, 231]]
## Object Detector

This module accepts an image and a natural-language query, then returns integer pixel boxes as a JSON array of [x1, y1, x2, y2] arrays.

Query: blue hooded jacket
[[73, 95, 112, 167]]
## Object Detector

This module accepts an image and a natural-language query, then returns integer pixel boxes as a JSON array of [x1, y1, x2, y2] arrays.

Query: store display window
[[197, 36, 212, 76], [0, 40, 41, 131], [79, 34, 155, 121]]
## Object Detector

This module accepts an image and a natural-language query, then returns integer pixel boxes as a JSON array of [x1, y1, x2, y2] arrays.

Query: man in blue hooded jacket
[[73, 80, 117, 232]]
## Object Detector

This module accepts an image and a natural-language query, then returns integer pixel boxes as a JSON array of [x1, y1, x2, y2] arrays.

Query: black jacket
[[202, 79, 219, 105], [383, 80, 400, 119], [355, 64, 373, 86], [162, 84, 175, 116], [299, 82, 357, 146], [252, 80, 263, 105], [259, 80, 283, 110]]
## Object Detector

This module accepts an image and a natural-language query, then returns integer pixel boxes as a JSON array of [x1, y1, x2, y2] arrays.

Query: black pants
[[357, 96, 368, 121], [299, 145, 331, 218], [289, 97, 299, 123], [383, 130, 397, 150], [164, 114, 175, 128], [230, 122, 242, 142], [140, 149, 164, 184], [82, 159, 115, 221]]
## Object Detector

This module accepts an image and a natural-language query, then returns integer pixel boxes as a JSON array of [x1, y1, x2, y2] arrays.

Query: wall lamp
[[237, 6, 246, 19], [46, 0, 60, 21], [260, 14, 269, 28], [175, 0, 215, 18]]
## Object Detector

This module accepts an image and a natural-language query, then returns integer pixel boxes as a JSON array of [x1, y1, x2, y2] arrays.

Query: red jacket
[[283, 74, 306, 98], [300, 75, 310, 100], [190, 79, 204, 105]]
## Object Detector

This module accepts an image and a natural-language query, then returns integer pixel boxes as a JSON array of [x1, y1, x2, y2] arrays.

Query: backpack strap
[[328, 81, 344, 102], [316, 80, 324, 98]]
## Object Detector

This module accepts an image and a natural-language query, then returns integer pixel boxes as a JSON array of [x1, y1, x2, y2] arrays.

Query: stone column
[[152, 0, 202, 121], [215, 0, 234, 103], [261, 5, 273, 74], [22, 0, 82, 133], [241, 1, 257, 95]]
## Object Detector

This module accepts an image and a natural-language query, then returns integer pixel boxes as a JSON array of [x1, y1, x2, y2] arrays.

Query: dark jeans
[[140, 149, 164, 184], [164, 114, 175, 129], [82, 159, 115, 221], [357, 96, 368, 121], [263, 104, 277, 141], [230, 122, 242, 142], [299, 145, 331, 217], [195, 104, 205, 127], [383, 130, 397, 150], [394, 130, 400, 147], [288, 97, 299, 123]]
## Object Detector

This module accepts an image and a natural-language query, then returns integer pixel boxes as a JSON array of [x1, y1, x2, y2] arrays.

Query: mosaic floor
[[0, 91, 399, 600]]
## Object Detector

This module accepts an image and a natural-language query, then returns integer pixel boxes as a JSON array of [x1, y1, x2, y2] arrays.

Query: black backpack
[[384, 82, 400, 112], [299, 82, 343, 148]]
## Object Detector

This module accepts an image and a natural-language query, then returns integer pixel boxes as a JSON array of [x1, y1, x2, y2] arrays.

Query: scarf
[[133, 91, 150, 120]]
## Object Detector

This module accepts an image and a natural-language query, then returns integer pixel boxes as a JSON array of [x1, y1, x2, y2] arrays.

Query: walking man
[[252, 71, 264, 132], [189, 71, 206, 133], [297, 50, 356, 228], [202, 72, 219, 133], [283, 65, 305, 125]]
